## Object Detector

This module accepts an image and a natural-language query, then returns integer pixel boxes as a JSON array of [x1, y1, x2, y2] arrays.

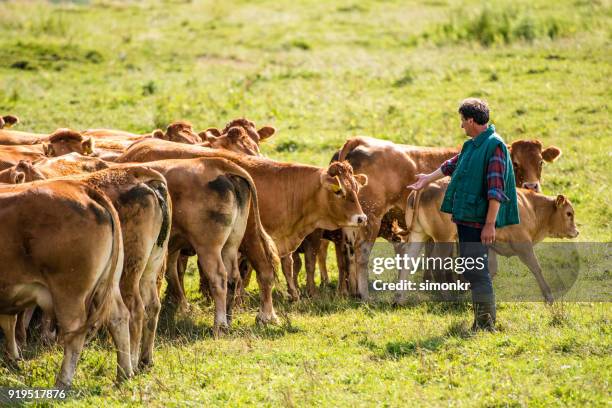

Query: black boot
[[471, 301, 496, 332]]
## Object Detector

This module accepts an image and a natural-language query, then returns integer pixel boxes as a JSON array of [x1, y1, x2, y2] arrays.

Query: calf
[[0, 179, 131, 387], [139, 158, 279, 334], [0, 129, 95, 171], [393, 180, 579, 304]]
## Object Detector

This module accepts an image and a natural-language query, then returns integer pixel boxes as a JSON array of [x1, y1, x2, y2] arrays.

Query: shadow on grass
[[376, 321, 474, 360]]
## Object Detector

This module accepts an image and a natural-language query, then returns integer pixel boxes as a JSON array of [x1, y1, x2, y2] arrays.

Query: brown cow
[[116, 142, 368, 306], [203, 118, 276, 146], [2, 164, 172, 370], [0, 154, 110, 184], [393, 180, 579, 304], [0, 179, 132, 387], [0, 129, 95, 171], [137, 157, 279, 334]]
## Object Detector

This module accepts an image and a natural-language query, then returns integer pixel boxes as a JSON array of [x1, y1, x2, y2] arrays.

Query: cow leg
[[107, 287, 134, 382], [488, 249, 498, 279], [121, 286, 144, 370], [292, 252, 302, 295], [334, 239, 349, 296], [36, 289, 56, 345], [54, 302, 88, 388], [236, 258, 251, 306], [304, 241, 318, 297], [341, 228, 359, 296], [516, 246, 554, 304], [394, 236, 426, 305], [281, 254, 300, 302], [318, 240, 330, 286], [16, 308, 33, 345], [196, 246, 229, 337], [139, 275, 162, 369], [355, 215, 383, 301], [164, 250, 190, 313], [222, 238, 243, 327], [0, 314, 20, 361], [241, 245, 278, 326]]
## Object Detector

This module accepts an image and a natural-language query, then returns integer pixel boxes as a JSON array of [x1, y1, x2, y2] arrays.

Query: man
[[408, 98, 519, 331]]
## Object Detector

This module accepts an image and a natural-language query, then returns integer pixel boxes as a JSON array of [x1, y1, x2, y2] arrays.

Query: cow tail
[[226, 164, 280, 279], [405, 188, 421, 232], [338, 137, 365, 162], [64, 186, 123, 342], [145, 178, 172, 248]]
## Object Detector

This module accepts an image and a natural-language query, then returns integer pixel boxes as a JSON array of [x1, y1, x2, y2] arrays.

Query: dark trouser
[[456, 224, 495, 304]]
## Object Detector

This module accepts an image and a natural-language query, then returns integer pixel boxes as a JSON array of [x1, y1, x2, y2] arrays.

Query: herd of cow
[[0, 114, 579, 388]]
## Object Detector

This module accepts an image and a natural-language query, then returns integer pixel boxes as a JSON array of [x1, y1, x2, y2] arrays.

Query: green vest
[[440, 124, 520, 227]]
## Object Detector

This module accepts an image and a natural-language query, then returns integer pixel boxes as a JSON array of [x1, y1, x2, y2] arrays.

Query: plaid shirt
[[440, 145, 509, 228]]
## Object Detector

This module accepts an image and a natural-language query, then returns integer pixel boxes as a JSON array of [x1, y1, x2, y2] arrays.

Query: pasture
[[0, 0, 610, 406]]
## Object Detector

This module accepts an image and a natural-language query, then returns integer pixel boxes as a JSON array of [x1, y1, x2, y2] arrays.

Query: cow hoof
[[138, 359, 153, 372], [116, 367, 134, 384], [213, 324, 230, 339], [545, 295, 554, 305], [256, 311, 280, 326]]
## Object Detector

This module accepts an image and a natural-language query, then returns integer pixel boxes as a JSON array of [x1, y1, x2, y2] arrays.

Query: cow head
[[43, 129, 94, 157], [549, 194, 579, 238], [9, 160, 45, 183], [319, 161, 368, 228], [200, 126, 262, 156], [219, 118, 276, 144], [0, 115, 19, 129], [155, 121, 203, 144], [510, 140, 562, 192]]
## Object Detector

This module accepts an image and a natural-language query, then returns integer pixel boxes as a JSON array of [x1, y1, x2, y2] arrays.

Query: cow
[[392, 179, 579, 304], [1, 163, 172, 370], [313, 136, 562, 300], [0, 179, 132, 387], [0, 154, 109, 184], [0, 128, 96, 171], [202, 118, 276, 147], [116, 142, 368, 306], [131, 157, 279, 335]]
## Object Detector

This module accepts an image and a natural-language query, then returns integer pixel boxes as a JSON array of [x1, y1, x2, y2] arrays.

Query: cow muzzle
[[349, 213, 367, 226], [522, 181, 541, 192]]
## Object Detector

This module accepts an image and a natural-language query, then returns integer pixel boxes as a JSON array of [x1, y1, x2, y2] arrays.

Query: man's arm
[[407, 154, 458, 190]]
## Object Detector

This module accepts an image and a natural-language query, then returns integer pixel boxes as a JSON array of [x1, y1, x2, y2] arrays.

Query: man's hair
[[458, 98, 489, 125]]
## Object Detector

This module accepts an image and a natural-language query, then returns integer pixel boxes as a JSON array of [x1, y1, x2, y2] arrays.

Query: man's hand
[[481, 222, 496, 245], [407, 174, 431, 191]]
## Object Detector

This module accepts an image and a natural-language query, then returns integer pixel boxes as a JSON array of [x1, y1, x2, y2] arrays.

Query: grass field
[[0, 0, 610, 406]]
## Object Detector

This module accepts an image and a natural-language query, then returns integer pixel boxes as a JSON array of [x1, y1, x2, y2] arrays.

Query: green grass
[[0, 0, 610, 406]]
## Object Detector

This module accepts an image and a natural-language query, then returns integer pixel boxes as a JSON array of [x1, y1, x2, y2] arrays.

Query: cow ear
[[199, 131, 217, 143], [205, 127, 221, 137], [12, 171, 25, 184], [555, 194, 567, 208], [2, 115, 18, 128], [542, 146, 562, 162], [82, 137, 94, 155], [152, 129, 166, 140], [257, 126, 276, 141], [43, 143, 54, 157], [354, 173, 368, 188], [320, 173, 343, 193]]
